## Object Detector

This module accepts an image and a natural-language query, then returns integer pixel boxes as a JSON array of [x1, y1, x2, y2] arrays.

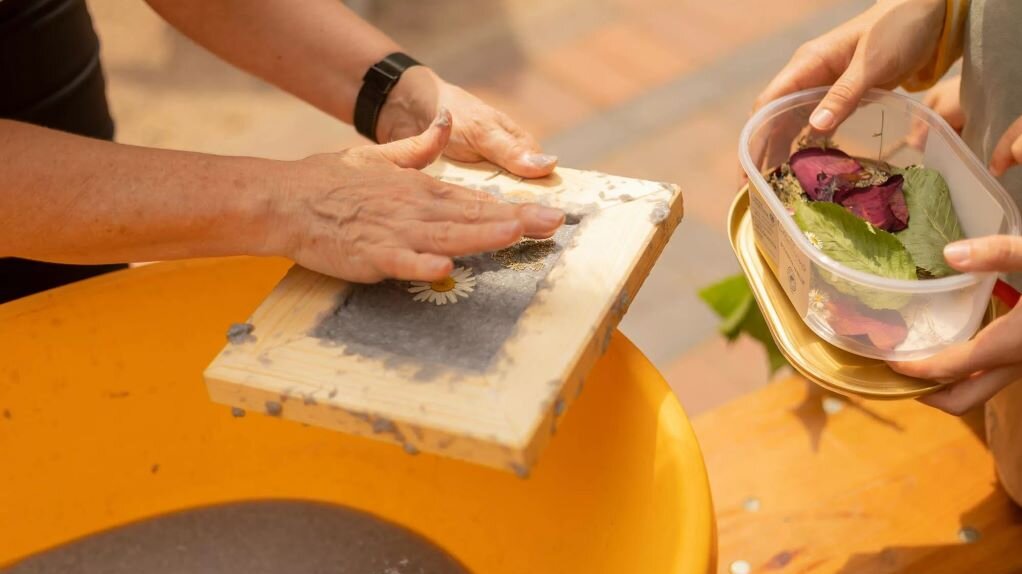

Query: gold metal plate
[[728, 187, 1001, 400]]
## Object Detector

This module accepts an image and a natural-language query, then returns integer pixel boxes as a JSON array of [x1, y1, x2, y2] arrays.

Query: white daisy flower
[[408, 266, 476, 305], [804, 231, 823, 249], [808, 289, 829, 316]]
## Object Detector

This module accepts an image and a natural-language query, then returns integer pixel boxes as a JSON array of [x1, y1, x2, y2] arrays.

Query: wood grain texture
[[205, 159, 683, 473], [693, 375, 1022, 574]]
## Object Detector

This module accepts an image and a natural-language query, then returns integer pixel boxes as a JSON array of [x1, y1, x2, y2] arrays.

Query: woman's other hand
[[376, 67, 557, 179]]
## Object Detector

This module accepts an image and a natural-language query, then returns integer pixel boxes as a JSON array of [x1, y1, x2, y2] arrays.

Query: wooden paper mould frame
[[205, 160, 683, 474]]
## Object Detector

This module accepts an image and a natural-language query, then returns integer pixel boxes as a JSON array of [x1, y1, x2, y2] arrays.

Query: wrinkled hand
[[754, 0, 944, 130], [272, 109, 565, 283], [891, 236, 1022, 415], [908, 75, 964, 149], [376, 66, 557, 178]]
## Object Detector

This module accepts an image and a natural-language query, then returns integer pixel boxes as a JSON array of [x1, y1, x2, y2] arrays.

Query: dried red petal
[[838, 175, 909, 232], [993, 279, 1021, 309], [790, 148, 863, 201], [825, 296, 908, 351]]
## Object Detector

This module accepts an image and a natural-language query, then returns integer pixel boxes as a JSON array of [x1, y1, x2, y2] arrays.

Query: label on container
[[777, 229, 810, 316], [749, 189, 779, 267], [750, 187, 810, 316]]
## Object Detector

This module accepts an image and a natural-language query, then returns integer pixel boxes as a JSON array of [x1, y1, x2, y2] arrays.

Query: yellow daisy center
[[430, 276, 456, 293]]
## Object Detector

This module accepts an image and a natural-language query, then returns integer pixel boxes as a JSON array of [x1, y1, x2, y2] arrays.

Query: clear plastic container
[[739, 87, 1021, 361]]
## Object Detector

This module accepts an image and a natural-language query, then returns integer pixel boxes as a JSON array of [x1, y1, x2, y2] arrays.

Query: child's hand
[[908, 75, 964, 149], [890, 236, 1022, 415], [753, 0, 945, 130], [991, 115, 1022, 177]]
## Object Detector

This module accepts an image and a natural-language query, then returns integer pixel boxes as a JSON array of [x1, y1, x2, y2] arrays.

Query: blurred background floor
[[89, 0, 873, 415]]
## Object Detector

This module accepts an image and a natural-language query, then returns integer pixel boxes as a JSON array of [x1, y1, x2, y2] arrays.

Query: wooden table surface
[[694, 375, 1022, 574], [0, 257, 715, 574]]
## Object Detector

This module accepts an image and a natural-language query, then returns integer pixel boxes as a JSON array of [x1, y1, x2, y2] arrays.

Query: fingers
[[809, 59, 868, 131], [991, 116, 1022, 177], [366, 247, 453, 282], [917, 364, 1022, 416], [469, 112, 558, 179], [753, 21, 862, 118], [890, 311, 1022, 381], [427, 179, 499, 204], [753, 54, 823, 113], [419, 192, 564, 238], [931, 78, 965, 132], [404, 220, 523, 256], [375, 107, 453, 169], [908, 77, 963, 149], [943, 235, 1022, 273]]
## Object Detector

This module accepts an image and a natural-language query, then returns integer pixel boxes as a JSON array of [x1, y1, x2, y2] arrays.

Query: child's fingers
[[990, 116, 1022, 177], [917, 364, 1022, 416]]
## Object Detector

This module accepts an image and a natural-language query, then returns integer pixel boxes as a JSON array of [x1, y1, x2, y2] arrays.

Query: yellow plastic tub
[[0, 257, 715, 573]]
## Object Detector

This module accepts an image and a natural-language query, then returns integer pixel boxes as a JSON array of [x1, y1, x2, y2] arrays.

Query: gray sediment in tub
[[3, 501, 469, 574]]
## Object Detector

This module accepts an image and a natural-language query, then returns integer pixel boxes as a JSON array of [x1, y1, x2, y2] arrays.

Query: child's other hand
[[890, 236, 1022, 415], [908, 75, 964, 149], [991, 115, 1022, 177]]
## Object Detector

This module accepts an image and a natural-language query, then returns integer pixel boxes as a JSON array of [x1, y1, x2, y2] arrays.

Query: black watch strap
[[354, 52, 422, 142]]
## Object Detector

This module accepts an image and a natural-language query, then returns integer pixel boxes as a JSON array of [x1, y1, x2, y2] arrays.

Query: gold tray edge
[[727, 188, 944, 400]]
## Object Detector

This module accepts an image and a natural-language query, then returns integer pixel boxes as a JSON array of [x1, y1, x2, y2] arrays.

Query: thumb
[[809, 62, 868, 132], [375, 107, 452, 169], [944, 235, 1022, 273]]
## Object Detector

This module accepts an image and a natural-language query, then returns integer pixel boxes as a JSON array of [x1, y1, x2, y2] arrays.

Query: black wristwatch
[[354, 52, 423, 142]]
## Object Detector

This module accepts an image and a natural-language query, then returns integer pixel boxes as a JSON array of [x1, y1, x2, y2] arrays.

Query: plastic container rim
[[739, 87, 1022, 295]]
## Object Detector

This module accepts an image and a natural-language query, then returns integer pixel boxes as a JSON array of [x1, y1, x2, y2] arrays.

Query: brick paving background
[[89, 0, 873, 414]]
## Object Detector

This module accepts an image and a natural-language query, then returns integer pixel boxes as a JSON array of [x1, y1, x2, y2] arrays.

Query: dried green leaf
[[794, 202, 917, 281], [794, 202, 916, 309], [893, 166, 964, 278]]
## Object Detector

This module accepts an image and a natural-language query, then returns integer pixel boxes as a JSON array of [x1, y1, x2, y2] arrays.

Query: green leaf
[[699, 274, 788, 374], [894, 166, 964, 278], [793, 201, 917, 281], [738, 300, 789, 374], [699, 275, 751, 341]]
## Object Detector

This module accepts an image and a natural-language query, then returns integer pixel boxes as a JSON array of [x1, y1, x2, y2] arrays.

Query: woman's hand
[[376, 67, 557, 179], [754, 0, 945, 130], [271, 109, 565, 283], [890, 236, 1022, 415]]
